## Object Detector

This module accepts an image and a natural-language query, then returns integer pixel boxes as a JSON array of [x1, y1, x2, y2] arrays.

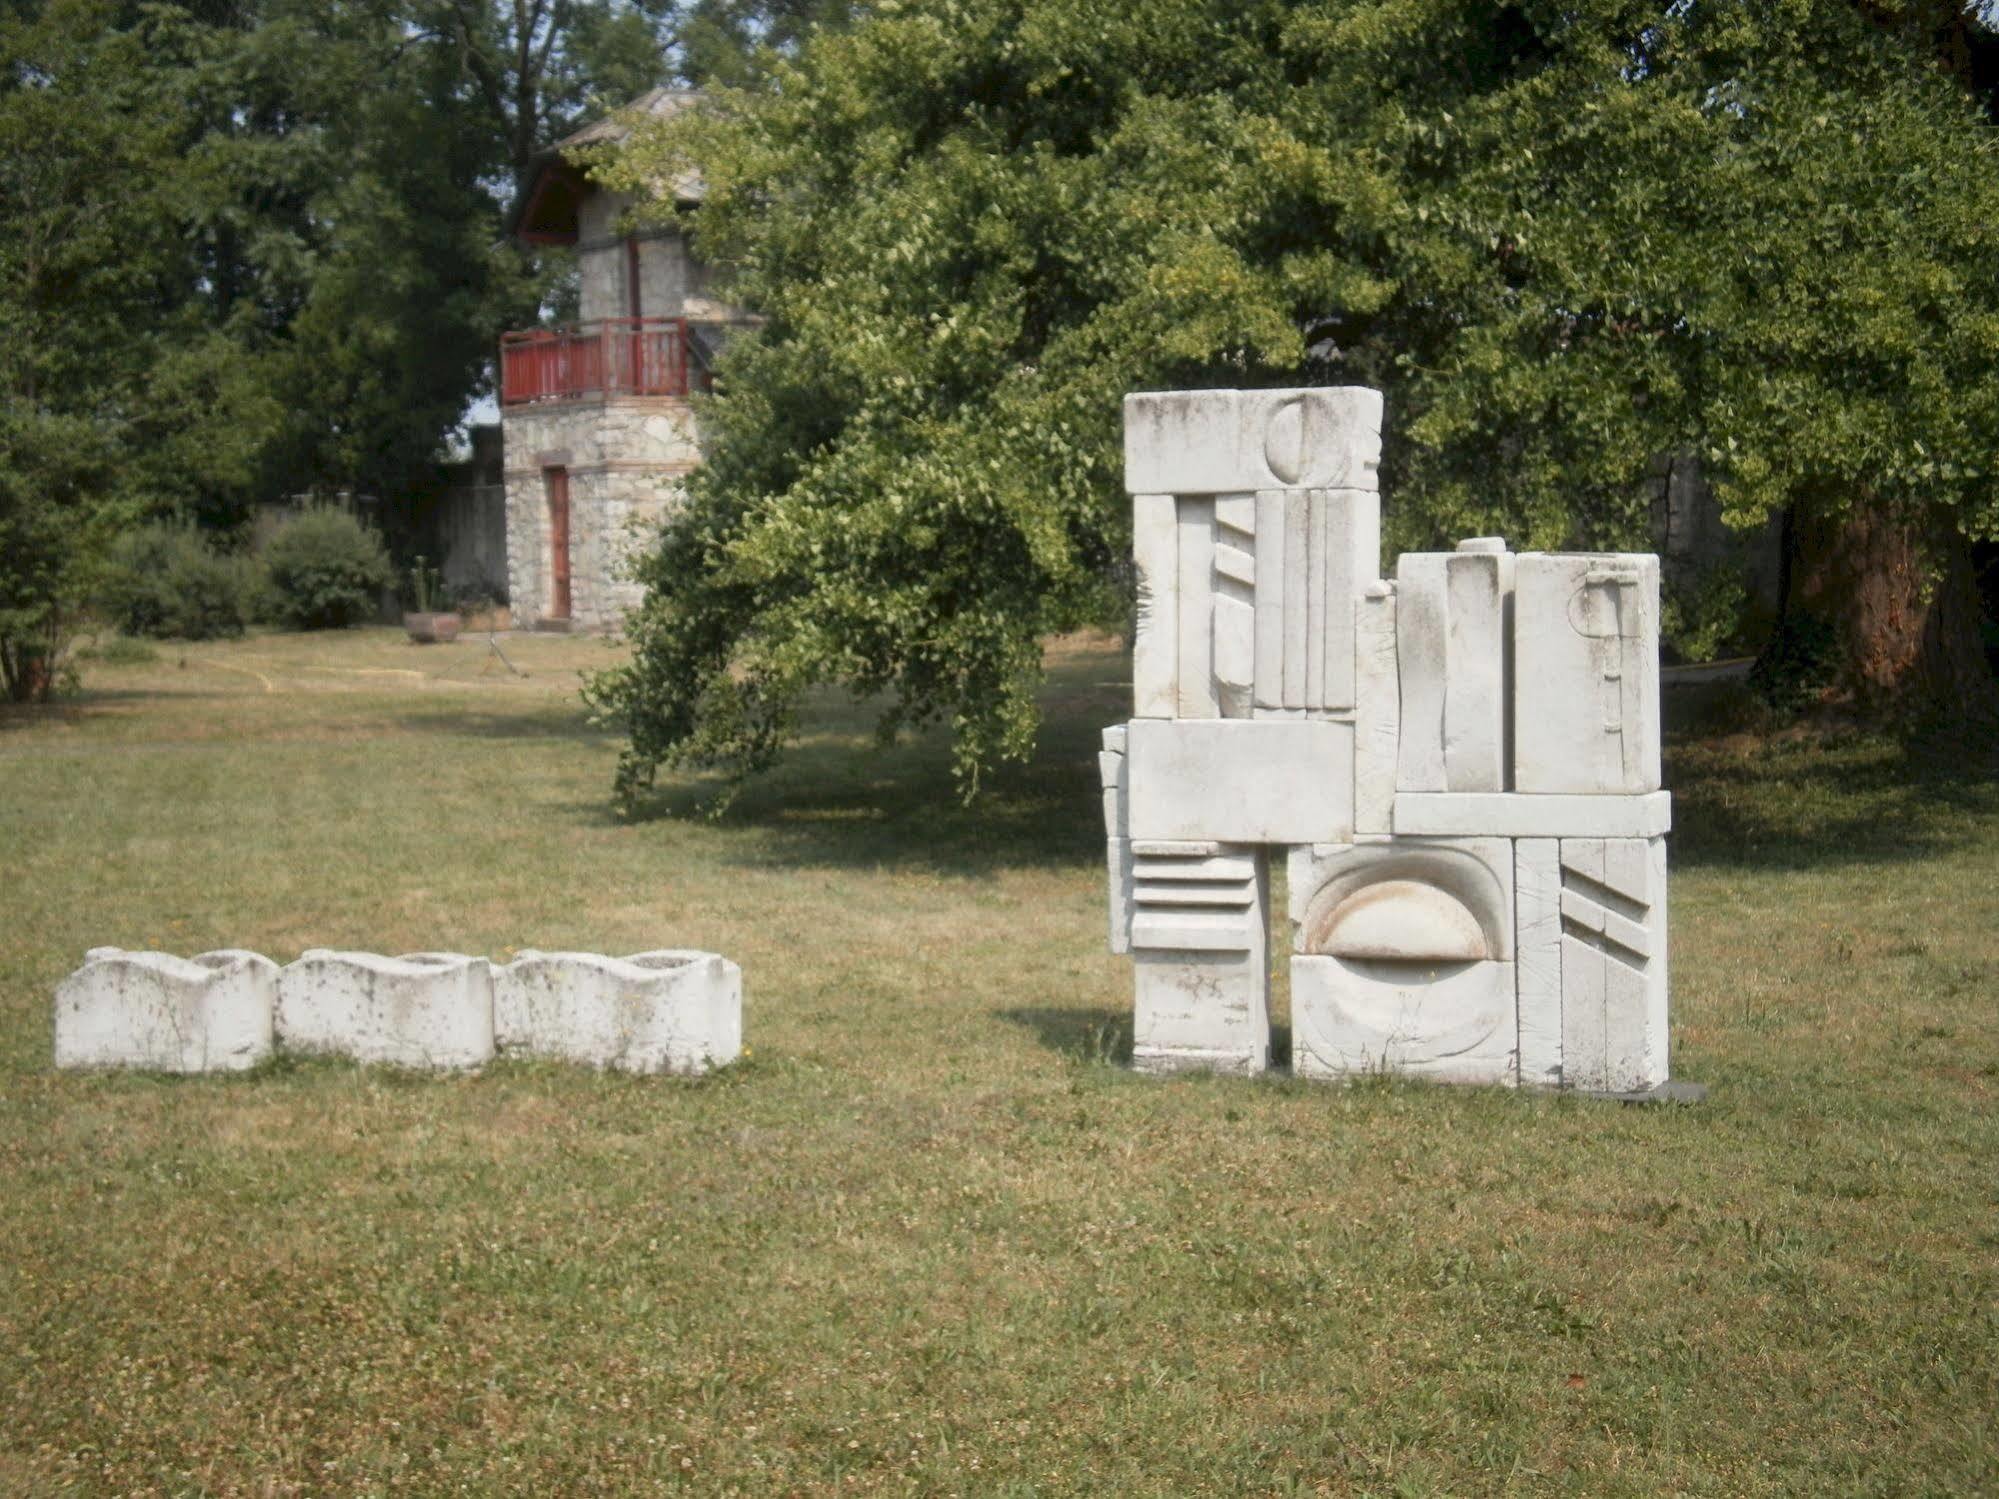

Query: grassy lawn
[[1, 627, 1995, 1495]]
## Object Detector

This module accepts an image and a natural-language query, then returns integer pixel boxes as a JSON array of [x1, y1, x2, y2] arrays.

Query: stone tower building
[[503, 90, 739, 631]]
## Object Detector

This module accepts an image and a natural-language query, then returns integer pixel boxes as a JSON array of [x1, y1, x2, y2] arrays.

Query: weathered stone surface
[[1391, 790, 1671, 839], [1127, 718, 1353, 844], [1286, 838, 1518, 1084], [1130, 845, 1269, 1075], [1393, 553, 1449, 791], [1131, 493, 1179, 717], [1513, 552, 1661, 794], [1354, 583, 1399, 833], [1513, 838, 1564, 1089], [1123, 388, 1383, 496], [277, 951, 494, 1070], [1128, 845, 1263, 953], [1396, 545, 1514, 792], [1292, 953, 1517, 1085], [1175, 496, 1218, 717], [1559, 835, 1669, 1093], [1443, 546, 1513, 791], [1101, 733, 1132, 954], [54, 949, 277, 1073], [493, 950, 741, 1073], [1289, 838, 1514, 962]]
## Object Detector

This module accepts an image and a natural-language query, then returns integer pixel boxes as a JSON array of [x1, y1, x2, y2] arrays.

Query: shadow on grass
[[576, 648, 1130, 877], [998, 1007, 1298, 1072], [1666, 725, 1999, 873], [1001, 1006, 1133, 1065], [0, 688, 228, 734], [390, 704, 621, 745], [470, 630, 1999, 882]]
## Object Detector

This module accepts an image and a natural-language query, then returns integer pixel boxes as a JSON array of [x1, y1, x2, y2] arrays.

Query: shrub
[[99, 522, 253, 640], [261, 507, 393, 630], [1661, 563, 1752, 666]]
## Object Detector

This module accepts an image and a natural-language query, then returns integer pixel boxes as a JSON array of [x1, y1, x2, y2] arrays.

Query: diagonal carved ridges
[[1560, 837, 1649, 906], [1558, 840, 1652, 971]]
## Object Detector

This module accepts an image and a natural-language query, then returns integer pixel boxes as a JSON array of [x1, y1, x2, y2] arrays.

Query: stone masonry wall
[[502, 397, 700, 632]]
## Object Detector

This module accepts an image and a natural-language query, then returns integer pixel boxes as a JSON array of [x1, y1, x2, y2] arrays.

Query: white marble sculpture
[[56, 945, 742, 1076], [493, 949, 743, 1074], [1104, 386, 1683, 1094], [54, 947, 277, 1073]]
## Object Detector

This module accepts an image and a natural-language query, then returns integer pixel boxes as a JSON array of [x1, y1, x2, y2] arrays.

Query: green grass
[[1, 629, 1995, 1495]]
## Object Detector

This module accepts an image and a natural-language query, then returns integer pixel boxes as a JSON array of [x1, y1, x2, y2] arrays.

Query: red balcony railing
[[500, 316, 710, 405]]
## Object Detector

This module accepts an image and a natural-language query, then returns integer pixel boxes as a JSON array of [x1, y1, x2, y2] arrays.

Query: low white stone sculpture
[[276, 950, 495, 1070], [493, 949, 742, 1074], [1105, 386, 1690, 1096], [56, 944, 744, 1077], [53, 948, 277, 1072]]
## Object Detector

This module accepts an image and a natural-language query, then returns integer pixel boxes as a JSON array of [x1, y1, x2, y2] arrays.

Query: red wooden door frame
[[545, 467, 572, 620]]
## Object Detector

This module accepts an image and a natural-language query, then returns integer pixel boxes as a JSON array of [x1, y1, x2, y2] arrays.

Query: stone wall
[[501, 397, 700, 631], [576, 190, 711, 324]]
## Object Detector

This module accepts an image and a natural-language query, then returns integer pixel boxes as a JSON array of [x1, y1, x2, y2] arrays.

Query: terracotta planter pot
[[403, 611, 462, 644]]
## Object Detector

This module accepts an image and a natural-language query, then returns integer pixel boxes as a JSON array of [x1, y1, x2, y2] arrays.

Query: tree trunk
[[1781, 505, 1997, 723]]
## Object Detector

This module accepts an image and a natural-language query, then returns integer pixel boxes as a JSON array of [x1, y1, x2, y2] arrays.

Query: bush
[[1661, 563, 1752, 666], [260, 507, 393, 629], [99, 522, 254, 640]]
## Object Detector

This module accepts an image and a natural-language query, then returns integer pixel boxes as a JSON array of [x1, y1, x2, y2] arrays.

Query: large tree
[[586, 0, 1999, 802]]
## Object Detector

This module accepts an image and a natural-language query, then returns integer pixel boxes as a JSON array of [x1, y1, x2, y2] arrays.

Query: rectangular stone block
[[1132, 493, 1178, 717], [1391, 790, 1671, 839], [54, 948, 277, 1073], [1394, 552, 1448, 791], [1133, 952, 1270, 1075], [1281, 494, 1310, 707], [1101, 738, 1130, 949], [1107, 837, 1132, 954], [1126, 718, 1353, 844], [278, 951, 494, 1069], [1313, 490, 1377, 711], [1514, 838, 1564, 1089], [1558, 835, 1669, 1092], [494, 950, 741, 1074], [1513, 552, 1661, 794], [1292, 954, 1517, 1086], [1176, 496, 1217, 717], [1253, 490, 1287, 707], [1397, 544, 1515, 792], [1123, 388, 1383, 495], [1443, 547, 1512, 791], [1354, 584, 1399, 834]]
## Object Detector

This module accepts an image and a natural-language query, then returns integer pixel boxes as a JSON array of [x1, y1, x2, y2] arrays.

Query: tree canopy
[[588, 0, 1999, 802], [1, 0, 824, 693]]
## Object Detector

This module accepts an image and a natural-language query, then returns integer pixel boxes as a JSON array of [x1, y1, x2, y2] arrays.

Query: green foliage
[[0, 0, 175, 700], [100, 523, 256, 642], [589, 0, 1999, 800], [406, 555, 445, 614], [1661, 563, 1752, 666], [261, 508, 395, 630]]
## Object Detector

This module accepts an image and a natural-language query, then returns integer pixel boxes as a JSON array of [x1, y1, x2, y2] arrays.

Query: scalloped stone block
[[277, 950, 494, 1069], [54, 948, 277, 1072], [494, 950, 741, 1074]]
